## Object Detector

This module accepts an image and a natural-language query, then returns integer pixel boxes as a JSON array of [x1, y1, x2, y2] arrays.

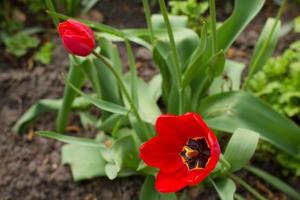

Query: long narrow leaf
[[81, 0, 100, 15], [123, 75, 161, 124], [94, 38, 122, 104], [234, 194, 246, 200], [93, 38, 123, 119], [216, 0, 265, 51], [13, 95, 93, 134], [66, 79, 129, 115], [139, 175, 160, 200], [99, 114, 129, 131], [45, 0, 59, 26], [245, 165, 300, 200], [248, 18, 281, 78], [125, 40, 139, 109], [229, 174, 267, 200], [189, 51, 225, 110], [182, 34, 208, 87], [37, 131, 105, 148], [75, 57, 102, 97], [224, 129, 259, 172], [199, 91, 300, 156], [148, 74, 162, 102], [13, 99, 60, 134], [210, 178, 236, 200]]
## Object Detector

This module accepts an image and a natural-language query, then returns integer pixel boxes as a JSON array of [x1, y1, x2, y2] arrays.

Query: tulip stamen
[[180, 138, 211, 170]]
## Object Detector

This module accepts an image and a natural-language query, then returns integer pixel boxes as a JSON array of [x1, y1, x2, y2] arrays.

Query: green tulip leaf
[[224, 128, 259, 172], [13, 96, 93, 134], [112, 134, 139, 171], [248, 18, 281, 78], [199, 91, 300, 156], [139, 175, 160, 200], [209, 60, 245, 95], [245, 165, 300, 200], [105, 163, 119, 180], [37, 131, 106, 148], [62, 144, 106, 181], [66, 79, 129, 116], [210, 178, 236, 200], [151, 14, 188, 29]]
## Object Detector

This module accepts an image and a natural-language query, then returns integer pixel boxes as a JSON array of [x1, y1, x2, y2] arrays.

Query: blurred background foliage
[[169, 0, 208, 34]]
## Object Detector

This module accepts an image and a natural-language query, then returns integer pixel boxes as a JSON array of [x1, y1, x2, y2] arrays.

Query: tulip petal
[[155, 167, 189, 193], [186, 168, 209, 184], [62, 35, 92, 56], [155, 113, 210, 146], [179, 112, 210, 138], [140, 136, 184, 173], [155, 114, 188, 147], [67, 19, 94, 38]]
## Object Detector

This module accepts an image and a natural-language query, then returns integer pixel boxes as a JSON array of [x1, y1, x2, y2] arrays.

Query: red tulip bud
[[58, 19, 95, 57]]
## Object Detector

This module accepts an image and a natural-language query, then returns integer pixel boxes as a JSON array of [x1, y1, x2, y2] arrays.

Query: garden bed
[[0, 0, 299, 199]]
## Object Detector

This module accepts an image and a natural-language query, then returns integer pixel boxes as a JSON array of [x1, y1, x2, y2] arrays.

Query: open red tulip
[[58, 19, 95, 57], [140, 112, 220, 193]]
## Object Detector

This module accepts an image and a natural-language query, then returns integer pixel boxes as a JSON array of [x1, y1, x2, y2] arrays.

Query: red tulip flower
[[140, 112, 220, 193], [58, 19, 95, 57]]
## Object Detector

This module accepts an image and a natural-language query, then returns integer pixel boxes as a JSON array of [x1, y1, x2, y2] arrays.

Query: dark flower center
[[180, 138, 211, 170]]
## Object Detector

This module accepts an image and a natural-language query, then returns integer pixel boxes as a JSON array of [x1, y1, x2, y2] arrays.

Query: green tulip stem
[[142, 0, 155, 44], [209, 0, 217, 55], [219, 154, 231, 171], [56, 60, 85, 133], [158, 0, 184, 115], [92, 51, 151, 141]]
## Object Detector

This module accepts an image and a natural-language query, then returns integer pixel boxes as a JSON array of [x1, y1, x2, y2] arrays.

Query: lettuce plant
[[249, 41, 300, 119]]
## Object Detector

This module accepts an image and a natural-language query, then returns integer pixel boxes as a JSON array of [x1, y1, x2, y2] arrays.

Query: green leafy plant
[[0, 1, 47, 59], [169, 0, 209, 34], [3, 31, 40, 57], [34, 41, 55, 64], [14, 0, 300, 199], [249, 41, 300, 119], [294, 16, 300, 33]]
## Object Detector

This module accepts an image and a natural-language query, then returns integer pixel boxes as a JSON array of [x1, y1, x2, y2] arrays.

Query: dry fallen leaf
[[27, 128, 35, 141], [66, 125, 81, 133]]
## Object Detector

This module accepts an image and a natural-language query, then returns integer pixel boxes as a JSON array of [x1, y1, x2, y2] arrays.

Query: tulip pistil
[[180, 138, 211, 170]]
